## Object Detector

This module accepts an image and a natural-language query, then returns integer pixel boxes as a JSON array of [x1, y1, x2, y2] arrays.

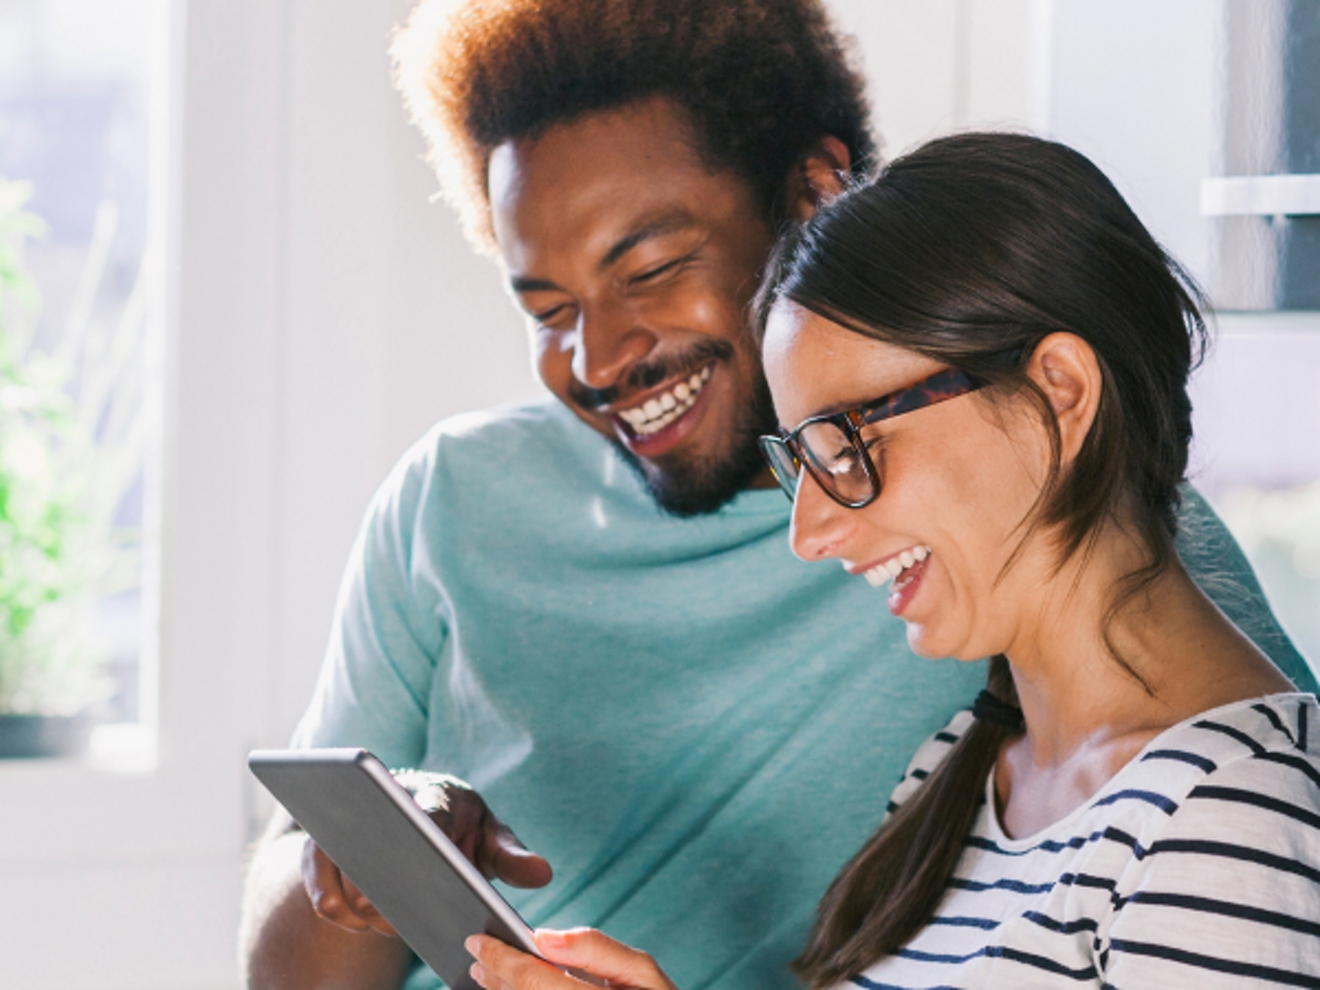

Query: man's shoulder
[[357, 397, 595, 527], [390, 397, 599, 486], [421, 395, 583, 453]]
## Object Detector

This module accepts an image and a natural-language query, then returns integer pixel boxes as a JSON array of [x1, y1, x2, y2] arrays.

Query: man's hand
[[302, 771, 553, 934]]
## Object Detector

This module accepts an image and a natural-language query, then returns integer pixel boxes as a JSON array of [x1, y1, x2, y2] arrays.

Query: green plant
[[0, 178, 144, 716]]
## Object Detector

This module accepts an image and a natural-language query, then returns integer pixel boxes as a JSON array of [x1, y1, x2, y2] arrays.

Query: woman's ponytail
[[791, 656, 1022, 988]]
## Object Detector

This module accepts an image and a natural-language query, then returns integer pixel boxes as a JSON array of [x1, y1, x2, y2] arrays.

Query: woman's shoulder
[[1097, 694, 1320, 985], [1123, 692, 1320, 844], [884, 708, 975, 816]]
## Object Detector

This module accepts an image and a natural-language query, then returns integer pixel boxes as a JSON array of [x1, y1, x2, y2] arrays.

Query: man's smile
[[616, 363, 713, 436]]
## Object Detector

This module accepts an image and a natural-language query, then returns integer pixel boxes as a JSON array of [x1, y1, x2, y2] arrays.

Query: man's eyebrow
[[508, 211, 699, 295], [598, 211, 699, 272], [509, 274, 562, 294]]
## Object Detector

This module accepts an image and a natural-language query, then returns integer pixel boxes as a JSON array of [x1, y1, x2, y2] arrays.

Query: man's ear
[[1026, 332, 1103, 464], [786, 135, 852, 221]]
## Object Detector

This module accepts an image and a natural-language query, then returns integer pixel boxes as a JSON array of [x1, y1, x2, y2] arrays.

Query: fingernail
[[535, 928, 567, 948], [470, 962, 486, 987], [465, 935, 480, 956]]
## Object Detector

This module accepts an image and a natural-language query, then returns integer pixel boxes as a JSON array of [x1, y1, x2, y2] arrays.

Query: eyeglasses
[[758, 367, 986, 509]]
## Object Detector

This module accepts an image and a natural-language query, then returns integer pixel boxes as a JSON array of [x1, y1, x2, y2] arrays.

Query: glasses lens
[[798, 421, 876, 506], [758, 436, 800, 500]]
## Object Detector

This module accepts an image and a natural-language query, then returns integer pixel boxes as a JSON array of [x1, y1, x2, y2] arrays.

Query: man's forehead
[[487, 101, 750, 273], [490, 101, 706, 196]]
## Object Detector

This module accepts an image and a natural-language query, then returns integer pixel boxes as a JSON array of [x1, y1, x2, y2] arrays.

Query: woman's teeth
[[618, 365, 713, 435], [863, 545, 930, 588]]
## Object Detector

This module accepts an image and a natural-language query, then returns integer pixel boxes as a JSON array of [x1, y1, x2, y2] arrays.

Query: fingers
[[301, 839, 397, 937], [465, 935, 586, 990], [487, 821, 554, 889], [411, 778, 552, 888], [341, 874, 399, 938], [466, 930, 677, 990], [533, 929, 677, 990]]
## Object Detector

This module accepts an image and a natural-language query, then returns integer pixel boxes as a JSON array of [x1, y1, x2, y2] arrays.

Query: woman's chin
[[904, 623, 982, 663], [904, 623, 942, 659]]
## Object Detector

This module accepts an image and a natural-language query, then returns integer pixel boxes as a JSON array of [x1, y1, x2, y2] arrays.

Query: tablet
[[248, 748, 540, 990]]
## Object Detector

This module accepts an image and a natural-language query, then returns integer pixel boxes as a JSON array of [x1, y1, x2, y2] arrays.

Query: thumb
[[534, 928, 676, 990], [489, 822, 553, 889]]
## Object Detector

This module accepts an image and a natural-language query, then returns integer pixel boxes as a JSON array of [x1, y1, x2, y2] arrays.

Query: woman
[[467, 134, 1320, 988]]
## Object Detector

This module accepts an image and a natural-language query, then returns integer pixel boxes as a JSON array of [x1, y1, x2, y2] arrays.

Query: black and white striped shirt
[[849, 693, 1320, 990]]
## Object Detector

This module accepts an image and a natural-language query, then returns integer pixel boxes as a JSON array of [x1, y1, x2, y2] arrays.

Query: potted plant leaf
[[0, 177, 145, 758]]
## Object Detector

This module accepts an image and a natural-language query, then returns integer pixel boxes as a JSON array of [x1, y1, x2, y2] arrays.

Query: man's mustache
[[568, 339, 735, 411]]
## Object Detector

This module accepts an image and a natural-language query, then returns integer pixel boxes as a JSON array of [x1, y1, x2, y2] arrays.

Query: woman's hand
[[467, 928, 679, 990]]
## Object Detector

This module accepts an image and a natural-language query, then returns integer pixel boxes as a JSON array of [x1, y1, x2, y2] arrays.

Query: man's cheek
[[532, 330, 574, 393]]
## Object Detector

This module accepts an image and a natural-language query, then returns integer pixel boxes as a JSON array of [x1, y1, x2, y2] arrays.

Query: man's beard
[[611, 365, 777, 517], [568, 339, 779, 517]]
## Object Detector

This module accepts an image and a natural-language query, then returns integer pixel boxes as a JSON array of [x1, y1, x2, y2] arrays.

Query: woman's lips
[[852, 545, 932, 618], [859, 544, 930, 587], [887, 554, 928, 616]]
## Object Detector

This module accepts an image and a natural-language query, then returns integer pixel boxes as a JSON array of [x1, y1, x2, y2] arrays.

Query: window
[[0, 0, 159, 757], [1195, 0, 1320, 671]]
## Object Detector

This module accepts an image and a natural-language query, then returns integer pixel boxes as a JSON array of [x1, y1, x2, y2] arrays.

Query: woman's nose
[[789, 471, 852, 562]]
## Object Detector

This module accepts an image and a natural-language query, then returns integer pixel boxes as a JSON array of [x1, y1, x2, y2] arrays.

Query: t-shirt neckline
[[983, 690, 1313, 851]]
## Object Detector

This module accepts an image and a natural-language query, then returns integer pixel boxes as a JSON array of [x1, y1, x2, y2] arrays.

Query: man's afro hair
[[392, 0, 876, 252]]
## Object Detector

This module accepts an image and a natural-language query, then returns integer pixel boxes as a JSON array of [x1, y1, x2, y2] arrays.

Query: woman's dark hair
[[755, 132, 1207, 987]]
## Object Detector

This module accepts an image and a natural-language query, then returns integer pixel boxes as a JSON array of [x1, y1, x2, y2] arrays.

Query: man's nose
[[789, 471, 852, 562], [570, 300, 657, 391]]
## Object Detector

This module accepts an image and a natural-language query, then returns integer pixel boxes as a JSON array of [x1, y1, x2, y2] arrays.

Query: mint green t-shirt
[[293, 399, 1315, 990]]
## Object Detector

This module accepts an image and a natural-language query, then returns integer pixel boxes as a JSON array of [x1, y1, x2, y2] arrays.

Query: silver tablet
[[248, 748, 539, 990]]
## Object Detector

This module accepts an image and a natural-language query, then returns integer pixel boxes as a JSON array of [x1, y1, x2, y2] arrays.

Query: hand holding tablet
[[248, 748, 559, 990]]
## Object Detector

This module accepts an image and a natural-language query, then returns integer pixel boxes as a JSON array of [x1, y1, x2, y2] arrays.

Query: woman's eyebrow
[[806, 390, 896, 421]]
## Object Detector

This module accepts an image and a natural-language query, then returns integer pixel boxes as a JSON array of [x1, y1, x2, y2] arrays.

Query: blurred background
[[0, 1, 1316, 987]]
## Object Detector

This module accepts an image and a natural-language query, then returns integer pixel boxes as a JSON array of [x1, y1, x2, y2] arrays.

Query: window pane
[[0, 0, 157, 738], [1191, 314, 1320, 674]]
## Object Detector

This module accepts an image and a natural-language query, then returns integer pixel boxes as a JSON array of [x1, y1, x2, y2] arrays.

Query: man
[[239, 2, 1315, 989]]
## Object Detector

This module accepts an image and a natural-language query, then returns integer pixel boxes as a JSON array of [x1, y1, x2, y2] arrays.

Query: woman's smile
[[854, 543, 931, 588]]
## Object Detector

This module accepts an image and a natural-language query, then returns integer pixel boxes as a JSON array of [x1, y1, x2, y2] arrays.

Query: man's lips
[[594, 362, 717, 460], [602, 363, 714, 437]]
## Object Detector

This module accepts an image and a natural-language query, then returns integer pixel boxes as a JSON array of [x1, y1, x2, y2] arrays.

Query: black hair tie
[[972, 689, 1024, 731]]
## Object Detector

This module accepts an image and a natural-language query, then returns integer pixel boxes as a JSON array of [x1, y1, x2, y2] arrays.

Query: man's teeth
[[619, 365, 713, 435], [862, 545, 930, 588]]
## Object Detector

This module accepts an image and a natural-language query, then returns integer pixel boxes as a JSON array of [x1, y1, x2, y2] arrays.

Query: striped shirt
[[848, 693, 1320, 990]]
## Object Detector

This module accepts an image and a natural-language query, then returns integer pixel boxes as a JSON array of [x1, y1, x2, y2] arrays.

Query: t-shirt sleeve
[[1176, 484, 1318, 693], [884, 709, 975, 818], [290, 434, 451, 769], [1097, 752, 1320, 989]]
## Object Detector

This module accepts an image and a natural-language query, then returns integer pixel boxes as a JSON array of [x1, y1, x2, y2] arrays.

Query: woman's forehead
[[762, 301, 941, 418]]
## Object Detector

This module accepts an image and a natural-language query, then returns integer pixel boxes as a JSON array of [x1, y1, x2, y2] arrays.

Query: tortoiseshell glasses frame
[[758, 367, 987, 509]]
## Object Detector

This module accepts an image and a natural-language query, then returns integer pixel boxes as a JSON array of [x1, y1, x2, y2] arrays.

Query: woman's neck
[[993, 538, 1292, 839]]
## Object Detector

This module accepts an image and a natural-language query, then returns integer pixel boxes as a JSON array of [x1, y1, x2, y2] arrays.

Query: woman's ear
[[1027, 332, 1103, 464], [786, 136, 852, 221]]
